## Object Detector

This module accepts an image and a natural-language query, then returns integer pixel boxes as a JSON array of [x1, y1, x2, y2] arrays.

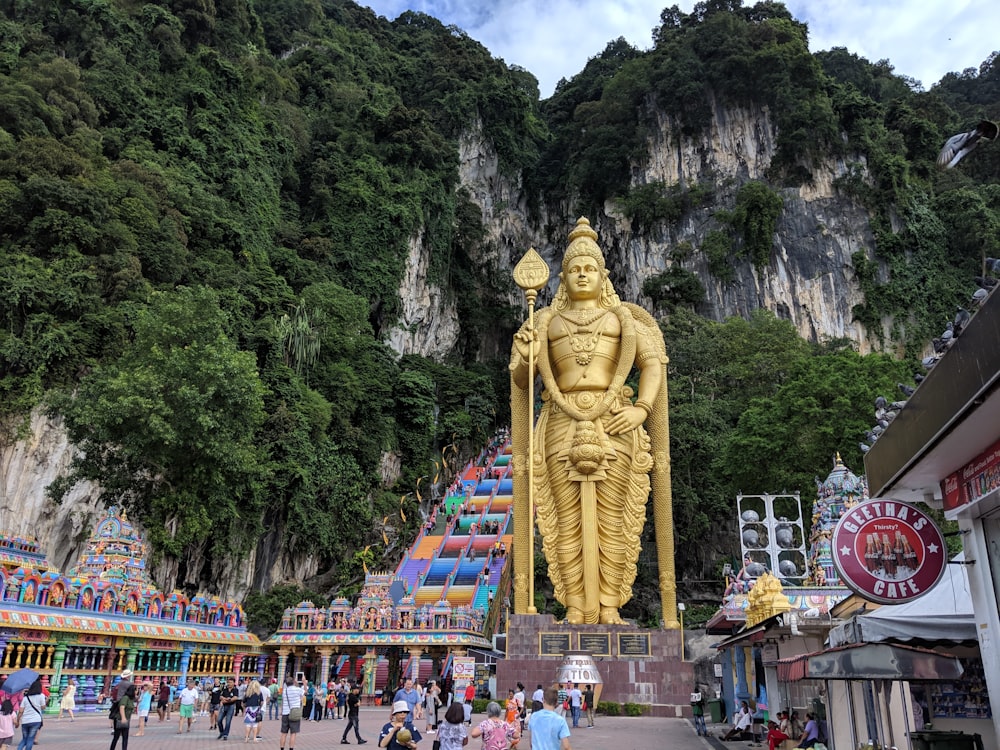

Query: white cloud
[[360, 0, 1000, 97]]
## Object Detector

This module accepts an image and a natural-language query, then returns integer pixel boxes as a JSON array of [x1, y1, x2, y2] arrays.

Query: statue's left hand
[[604, 405, 645, 435]]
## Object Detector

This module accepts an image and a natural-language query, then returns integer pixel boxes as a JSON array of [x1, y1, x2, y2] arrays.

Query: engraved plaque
[[617, 632, 651, 657], [539, 632, 571, 656], [577, 632, 611, 656]]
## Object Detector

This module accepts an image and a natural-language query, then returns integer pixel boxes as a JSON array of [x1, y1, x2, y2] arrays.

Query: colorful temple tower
[[0, 507, 262, 713], [807, 453, 868, 586]]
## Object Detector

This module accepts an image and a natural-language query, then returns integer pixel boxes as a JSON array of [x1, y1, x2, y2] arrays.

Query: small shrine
[[266, 570, 492, 699], [0, 507, 263, 713], [807, 453, 867, 586]]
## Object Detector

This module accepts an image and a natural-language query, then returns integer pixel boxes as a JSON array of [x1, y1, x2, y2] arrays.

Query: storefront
[[864, 285, 1000, 743]]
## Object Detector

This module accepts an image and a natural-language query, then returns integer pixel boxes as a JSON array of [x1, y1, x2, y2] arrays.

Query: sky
[[358, 0, 1000, 98]]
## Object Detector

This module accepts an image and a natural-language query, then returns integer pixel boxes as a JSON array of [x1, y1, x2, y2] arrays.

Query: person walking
[[435, 702, 467, 750], [243, 679, 264, 743], [1, 699, 16, 750], [423, 680, 440, 735], [279, 676, 304, 750], [340, 683, 366, 745], [523, 686, 570, 750], [110, 684, 136, 750], [690, 688, 707, 737], [156, 679, 171, 723], [177, 677, 199, 734], [15, 679, 46, 750], [209, 678, 223, 730], [567, 683, 582, 729], [135, 683, 153, 737], [581, 685, 594, 728], [311, 680, 326, 722], [268, 679, 280, 721], [392, 679, 420, 724], [218, 677, 239, 740], [336, 681, 348, 720], [470, 701, 519, 750], [58, 678, 77, 721]]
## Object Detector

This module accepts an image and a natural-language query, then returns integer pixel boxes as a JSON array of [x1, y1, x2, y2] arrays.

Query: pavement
[[25, 708, 731, 750]]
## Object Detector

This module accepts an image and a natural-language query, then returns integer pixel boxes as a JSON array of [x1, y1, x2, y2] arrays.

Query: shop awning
[[828, 553, 975, 646], [776, 642, 963, 682]]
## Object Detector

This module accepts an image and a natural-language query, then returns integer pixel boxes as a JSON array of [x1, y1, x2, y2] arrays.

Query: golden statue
[[510, 218, 678, 626]]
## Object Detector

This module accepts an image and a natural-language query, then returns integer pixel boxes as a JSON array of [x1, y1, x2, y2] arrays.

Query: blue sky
[[359, 0, 1000, 98]]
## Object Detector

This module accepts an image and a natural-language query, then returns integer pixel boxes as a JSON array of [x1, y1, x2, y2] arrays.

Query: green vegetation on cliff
[[2, 0, 999, 625]]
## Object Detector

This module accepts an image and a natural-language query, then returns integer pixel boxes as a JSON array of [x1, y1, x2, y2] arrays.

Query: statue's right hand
[[513, 327, 540, 360]]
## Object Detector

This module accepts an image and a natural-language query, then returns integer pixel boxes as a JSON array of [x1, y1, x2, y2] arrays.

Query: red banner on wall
[[941, 435, 1000, 514]]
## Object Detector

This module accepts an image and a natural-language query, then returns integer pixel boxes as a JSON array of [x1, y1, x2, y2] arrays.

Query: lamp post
[[678, 603, 687, 661]]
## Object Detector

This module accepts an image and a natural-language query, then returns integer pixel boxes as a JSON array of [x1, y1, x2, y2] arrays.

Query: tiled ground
[[26, 708, 721, 750]]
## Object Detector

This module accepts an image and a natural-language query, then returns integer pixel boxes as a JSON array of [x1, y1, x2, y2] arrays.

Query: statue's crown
[[562, 217, 604, 271]]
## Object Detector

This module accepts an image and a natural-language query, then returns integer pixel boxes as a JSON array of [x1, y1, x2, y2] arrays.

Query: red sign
[[941, 435, 1000, 514], [831, 500, 946, 605]]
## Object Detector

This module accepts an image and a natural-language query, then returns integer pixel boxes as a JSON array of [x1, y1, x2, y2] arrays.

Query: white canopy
[[828, 552, 975, 646]]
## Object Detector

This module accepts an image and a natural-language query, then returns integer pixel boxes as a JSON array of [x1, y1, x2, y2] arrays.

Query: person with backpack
[[690, 687, 707, 737]]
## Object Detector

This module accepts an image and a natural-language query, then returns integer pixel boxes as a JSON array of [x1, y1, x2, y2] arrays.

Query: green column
[[46, 642, 68, 714]]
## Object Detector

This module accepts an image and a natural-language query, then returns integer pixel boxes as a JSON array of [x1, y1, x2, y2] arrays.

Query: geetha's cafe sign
[[832, 500, 946, 604]]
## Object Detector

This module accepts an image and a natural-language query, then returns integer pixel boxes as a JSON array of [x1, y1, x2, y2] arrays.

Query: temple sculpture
[[510, 217, 677, 626]]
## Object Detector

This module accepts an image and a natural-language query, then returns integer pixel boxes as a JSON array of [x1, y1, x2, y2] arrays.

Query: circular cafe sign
[[832, 500, 947, 604]]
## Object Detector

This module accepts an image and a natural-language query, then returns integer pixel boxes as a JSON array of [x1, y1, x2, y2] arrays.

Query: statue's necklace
[[561, 309, 608, 365]]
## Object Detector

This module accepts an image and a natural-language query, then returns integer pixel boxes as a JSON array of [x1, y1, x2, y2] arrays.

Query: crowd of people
[[0, 670, 589, 750]]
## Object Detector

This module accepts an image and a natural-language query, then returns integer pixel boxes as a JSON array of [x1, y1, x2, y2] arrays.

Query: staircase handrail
[[483, 553, 511, 639]]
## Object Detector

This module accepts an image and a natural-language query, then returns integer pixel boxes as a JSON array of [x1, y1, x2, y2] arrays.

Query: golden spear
[[513, 248, 549, 615]]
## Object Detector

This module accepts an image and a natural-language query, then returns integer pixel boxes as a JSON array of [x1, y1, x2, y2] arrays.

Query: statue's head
[[555, 217, 619, 309]]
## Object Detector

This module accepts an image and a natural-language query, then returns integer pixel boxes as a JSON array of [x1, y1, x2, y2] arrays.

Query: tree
[[55, 286, 267, 559]]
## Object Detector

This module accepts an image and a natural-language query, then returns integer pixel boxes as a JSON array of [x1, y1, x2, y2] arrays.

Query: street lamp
[[678, 602, 687, 662]]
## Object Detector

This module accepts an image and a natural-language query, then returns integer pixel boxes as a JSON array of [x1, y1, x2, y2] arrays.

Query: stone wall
[[498, 614, 694, 718]]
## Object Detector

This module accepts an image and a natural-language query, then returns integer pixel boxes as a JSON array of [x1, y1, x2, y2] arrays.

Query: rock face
[[1, 101, 885, 599], [458, 97, 883, 354], [0, 412, 104, 574]]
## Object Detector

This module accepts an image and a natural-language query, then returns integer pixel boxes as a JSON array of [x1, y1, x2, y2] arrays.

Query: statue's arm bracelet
[[634, 399, 653, 417]]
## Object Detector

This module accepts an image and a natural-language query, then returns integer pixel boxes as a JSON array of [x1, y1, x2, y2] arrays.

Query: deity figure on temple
[[510, 218, 669, 625]]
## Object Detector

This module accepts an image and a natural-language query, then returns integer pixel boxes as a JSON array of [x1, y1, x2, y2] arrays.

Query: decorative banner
[[832, 500, 947, 604]]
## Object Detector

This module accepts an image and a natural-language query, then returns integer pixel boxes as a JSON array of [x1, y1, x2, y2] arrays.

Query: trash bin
[[910, 731, 983, 750], [708, 698, 724, 723]]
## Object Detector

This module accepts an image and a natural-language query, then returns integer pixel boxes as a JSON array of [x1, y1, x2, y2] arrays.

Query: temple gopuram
[[266, 437, 511, 699], [0, 508, 262, 712], [708, 455, 863, 633], [706, 455, 862, 724]]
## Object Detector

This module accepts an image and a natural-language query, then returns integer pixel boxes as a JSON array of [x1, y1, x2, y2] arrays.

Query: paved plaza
[[24, 708, 722, 750]]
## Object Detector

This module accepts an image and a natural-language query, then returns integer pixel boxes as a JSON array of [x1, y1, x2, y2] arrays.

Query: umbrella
[[0, 667, 39, 694]]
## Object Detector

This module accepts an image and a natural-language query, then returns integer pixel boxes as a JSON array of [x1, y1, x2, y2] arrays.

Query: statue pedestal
[[497, 614, 693, 717]]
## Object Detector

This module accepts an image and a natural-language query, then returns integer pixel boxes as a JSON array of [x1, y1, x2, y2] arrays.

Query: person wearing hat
[[379, 700, 421, 749], [114, 670, 134, 702]]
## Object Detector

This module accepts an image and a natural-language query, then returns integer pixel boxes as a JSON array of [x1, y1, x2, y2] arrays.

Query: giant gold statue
[[510, 217, 678, 626]]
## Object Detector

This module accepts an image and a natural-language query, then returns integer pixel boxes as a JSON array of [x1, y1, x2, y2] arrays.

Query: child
[[0, 699, 16, 750]]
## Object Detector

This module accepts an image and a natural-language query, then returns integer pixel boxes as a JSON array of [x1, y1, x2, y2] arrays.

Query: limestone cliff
[[1, 101, 884, 600], [457, 97, 883, 354]]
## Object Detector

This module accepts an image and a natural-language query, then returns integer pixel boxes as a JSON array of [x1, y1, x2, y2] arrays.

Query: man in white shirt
[[280, 676, 305, 750], [531, 685, 545, 713], [177, 677, 200, 734]]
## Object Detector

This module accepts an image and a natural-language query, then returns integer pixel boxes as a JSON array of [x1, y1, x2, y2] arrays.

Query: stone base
[[497, 614, 694, 718]]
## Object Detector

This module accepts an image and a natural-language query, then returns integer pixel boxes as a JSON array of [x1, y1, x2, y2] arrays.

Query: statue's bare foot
[[599, 607, 625, 625], [565, 607, 584, 624]]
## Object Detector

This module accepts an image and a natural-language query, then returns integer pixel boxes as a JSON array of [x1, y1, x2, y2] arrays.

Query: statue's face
[[562, 257, 605, 301]]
